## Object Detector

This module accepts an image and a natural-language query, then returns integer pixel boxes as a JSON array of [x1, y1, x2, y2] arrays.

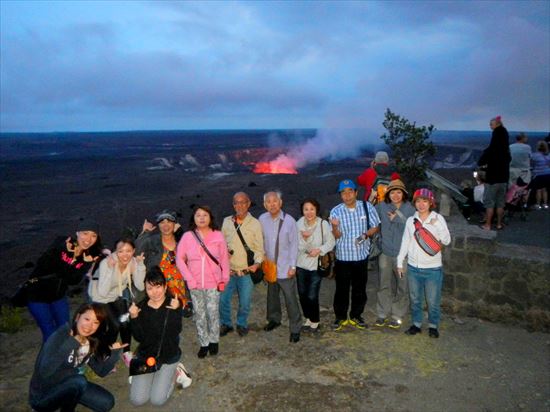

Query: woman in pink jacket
[[176, 205, 230, 358]]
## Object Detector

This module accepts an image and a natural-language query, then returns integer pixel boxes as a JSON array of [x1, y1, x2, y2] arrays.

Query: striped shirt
[[330, 200, 380, 261]]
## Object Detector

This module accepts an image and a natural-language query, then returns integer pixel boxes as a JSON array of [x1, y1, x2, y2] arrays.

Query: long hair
[[188, 205, 218, 231], [71, 302, 108, 355]]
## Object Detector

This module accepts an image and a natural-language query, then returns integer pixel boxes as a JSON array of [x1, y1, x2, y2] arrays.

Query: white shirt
[[397, 211, 451, 269]]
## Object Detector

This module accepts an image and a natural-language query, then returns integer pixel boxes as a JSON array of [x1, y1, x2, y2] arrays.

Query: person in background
[[176, 206, 230, 358], [296, 198, 335, 333], [478, 115, 511, 230], [220, 192, 264, 337], [27, 220, 103, 342], [330, 180, 380, 331], [136, 210, 191, 316], [259, 190, 302, 343], [128, 267, 187, 406], [374, 179, 415, 329], [397, 189, 451, 338], [357, 151, 400, 203], [509, 133, 532, 185], [530, 140, 550, 210], [29, 303, 125, 412], [88, 237, 146, 366]]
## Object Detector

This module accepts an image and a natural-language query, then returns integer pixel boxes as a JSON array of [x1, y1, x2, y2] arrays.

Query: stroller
[[505, 177, 530, 221]]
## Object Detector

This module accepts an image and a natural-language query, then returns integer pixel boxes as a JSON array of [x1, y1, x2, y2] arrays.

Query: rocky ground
[[1, 274, 549, 412]]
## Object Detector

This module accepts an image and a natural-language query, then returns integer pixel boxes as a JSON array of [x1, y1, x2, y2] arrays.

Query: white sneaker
[[122, 351, 133, 368], [176, 362, 192, 388], [543, 204, 549, 210]]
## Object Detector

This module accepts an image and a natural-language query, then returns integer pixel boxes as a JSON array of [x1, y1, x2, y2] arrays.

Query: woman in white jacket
[[397, 189, 451, 339], [296, 198, 335, 332], [89, 237, 145, 364]]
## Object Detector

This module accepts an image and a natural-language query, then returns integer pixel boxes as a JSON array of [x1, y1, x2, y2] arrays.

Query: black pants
[[333, 259, 368, 320], [96, 299, 131, 357], [296, 267, 322, 323]]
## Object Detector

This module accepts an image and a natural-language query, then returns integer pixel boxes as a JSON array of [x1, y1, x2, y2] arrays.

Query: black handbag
[[234, 221, 263, 284], [10, 274, 62, 307], [129, 309, 169, 376]]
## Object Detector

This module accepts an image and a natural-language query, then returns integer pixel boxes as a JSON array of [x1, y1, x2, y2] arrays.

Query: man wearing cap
[[259, 190, 302, 343], [330, 180, 380, 331], [135, 210, 190, 314], [219, 192, 264, 337], [374, 179, 415, 329], [357, 151, 400, 202]]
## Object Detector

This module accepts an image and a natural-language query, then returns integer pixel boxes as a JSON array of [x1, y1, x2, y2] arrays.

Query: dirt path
[[1, 272, 549, 412]]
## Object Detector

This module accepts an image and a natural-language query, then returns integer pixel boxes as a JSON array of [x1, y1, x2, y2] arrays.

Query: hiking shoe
[[405, 325, 422, 335], [289, 333, 300, 343], [197, 346, 209, 358], [332, 319, 347, 331], [263, 321, 281, 331], [374, 318, 386, 327], [122, 351, 133, 368], [429, 328, 440, 338], [220, 324, 234, 337], [176, 362, 192, 388], [388, 319, 402, 329], [349, 317, 367, 329], [236, 325, 249, 337], [208, 342, 219, 356]]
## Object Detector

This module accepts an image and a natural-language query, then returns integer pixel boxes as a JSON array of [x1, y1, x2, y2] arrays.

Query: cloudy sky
[[1, 0, 548, 133]]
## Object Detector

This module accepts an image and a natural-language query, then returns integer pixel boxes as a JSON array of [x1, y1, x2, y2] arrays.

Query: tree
[[380, 108, 436, 188]]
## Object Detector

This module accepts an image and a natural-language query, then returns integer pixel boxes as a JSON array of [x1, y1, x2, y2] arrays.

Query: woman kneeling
[[29, 302, 124, 412], [129, 266, 185, 406]]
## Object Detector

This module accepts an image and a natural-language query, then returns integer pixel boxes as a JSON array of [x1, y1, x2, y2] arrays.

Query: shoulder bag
[[261, 219, 283, 283], [363, 201, 382, 260], [413, 218, 442, 256], [234, 221, 264, 285]]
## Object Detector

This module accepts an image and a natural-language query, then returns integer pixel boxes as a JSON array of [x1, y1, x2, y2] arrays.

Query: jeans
[[219, 274, 253, 328], [31, 374, 114, 412], [333, 259, 368, 320], [130, 362, 178, 406], [407, 265, 443, 329], [28, 296, 70, 342], [296, 267, 322, 323]]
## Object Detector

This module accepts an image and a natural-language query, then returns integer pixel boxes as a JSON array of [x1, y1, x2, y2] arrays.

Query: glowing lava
[[253, 154, 298, 174]]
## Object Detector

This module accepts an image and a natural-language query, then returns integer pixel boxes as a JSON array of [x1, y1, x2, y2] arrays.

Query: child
[[397, 189, 451, 338]]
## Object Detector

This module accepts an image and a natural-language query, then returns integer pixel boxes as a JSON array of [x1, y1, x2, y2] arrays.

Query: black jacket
[[135, 227, 183, 273], [478, 125, 512, 184], [130, 296, 182, 364], [27, 236, 99, 303]]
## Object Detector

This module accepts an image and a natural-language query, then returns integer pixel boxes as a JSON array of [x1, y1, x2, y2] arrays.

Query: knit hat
[[338, 179, 357, 192], [76, 219, 99, 234], [374, 151, 389, 164], [156, 210, 177, 223], [384, 179, 408, 201], [413, 188, 436, 208]]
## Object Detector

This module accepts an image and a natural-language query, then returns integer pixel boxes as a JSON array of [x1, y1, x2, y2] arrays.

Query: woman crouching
[[29, 302, 125, 412], [128, 266, 187, 406]]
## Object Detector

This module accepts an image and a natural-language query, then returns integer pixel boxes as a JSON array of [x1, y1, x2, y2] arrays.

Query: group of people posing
[[26, 161, 451, 412]]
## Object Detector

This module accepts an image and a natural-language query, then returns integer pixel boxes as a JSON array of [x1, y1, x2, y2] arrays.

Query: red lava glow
[[253, 154, 298, 174]]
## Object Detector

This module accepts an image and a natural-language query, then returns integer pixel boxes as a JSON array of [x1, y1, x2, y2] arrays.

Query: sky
[[1, 0, 549, 133]]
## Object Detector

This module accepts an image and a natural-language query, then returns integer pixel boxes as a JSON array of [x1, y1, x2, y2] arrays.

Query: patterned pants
[[189, 289, 220, 347]]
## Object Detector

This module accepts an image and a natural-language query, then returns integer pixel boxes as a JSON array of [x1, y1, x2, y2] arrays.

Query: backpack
[[368, 164, 393, 205]]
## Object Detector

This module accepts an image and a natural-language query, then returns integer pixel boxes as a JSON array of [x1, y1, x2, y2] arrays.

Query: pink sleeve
[[176, 234, 194, 289], [218, 233, 230, 283]]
